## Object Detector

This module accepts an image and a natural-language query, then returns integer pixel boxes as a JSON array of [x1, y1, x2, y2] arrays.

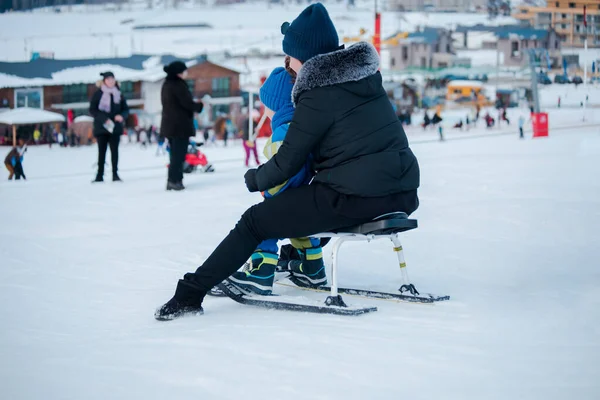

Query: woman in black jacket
[[160, 61, 204, 191], [89, 71, 129, 182], [155, 3, 420, 320]]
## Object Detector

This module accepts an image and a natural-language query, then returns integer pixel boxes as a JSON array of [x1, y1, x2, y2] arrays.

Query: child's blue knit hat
[[259, 67, 294, 112]]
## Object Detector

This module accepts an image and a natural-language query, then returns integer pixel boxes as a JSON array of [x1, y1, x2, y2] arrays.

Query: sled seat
[[309, 212, 422, 305], [330, 212, 418, 236]]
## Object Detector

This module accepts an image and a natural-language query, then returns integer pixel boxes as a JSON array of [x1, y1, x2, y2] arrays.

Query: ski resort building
[[0, 54, 242, 125]]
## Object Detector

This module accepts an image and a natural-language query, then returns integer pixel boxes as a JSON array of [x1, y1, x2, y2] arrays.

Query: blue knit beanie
[[259, 67, 294, 112], [281, 3, 340, 63]]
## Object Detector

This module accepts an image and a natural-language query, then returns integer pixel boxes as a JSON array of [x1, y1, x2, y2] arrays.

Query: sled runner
[[218, 212, 449, 315]]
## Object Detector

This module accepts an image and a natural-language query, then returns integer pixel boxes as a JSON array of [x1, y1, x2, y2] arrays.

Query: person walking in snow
[[502, 108, 510, 125], [4, 138, 27, 180], [156, 134, 167, 156], [89, 71, 129, 182], [227, 66, 317, 295], [155, 2, 420, 320], [239, 108, 260, 167], [214, 115, 227, 147], [160, 61, 204, 191], [518, 115, 526, 139]]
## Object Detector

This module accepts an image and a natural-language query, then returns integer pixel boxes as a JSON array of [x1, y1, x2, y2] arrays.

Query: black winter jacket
[[160, 75, 204, 139], [89, 87, 129, 137], [255, 42, 420, 197]]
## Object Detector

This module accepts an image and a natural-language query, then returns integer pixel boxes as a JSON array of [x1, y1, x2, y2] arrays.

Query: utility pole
[[582, 5, 588, 122], [374, 0, 381, 55]]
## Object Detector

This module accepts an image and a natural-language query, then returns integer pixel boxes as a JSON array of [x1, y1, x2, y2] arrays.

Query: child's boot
[[285, 246, 327, 287], [228, 251, 278, 295]]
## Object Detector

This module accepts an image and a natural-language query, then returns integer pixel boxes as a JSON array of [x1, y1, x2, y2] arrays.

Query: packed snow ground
[[1, 117, 599, 399]]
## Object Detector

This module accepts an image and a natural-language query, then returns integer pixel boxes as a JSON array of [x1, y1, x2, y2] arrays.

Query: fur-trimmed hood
[[292, 42, 380, 105]]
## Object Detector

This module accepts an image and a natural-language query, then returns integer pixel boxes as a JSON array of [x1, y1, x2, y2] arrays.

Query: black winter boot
[[112, 173, 122, 182], [166, 181, 185, 191], [92, 175, 103, 183], [155, 275, 206, 321]]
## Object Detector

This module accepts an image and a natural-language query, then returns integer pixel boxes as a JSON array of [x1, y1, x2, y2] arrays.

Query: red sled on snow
[[168, 141, 215, 173]]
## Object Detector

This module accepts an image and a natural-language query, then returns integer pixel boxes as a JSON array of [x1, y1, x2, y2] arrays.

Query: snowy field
[[1, 117, 599, 399], [0, 2, 516, 62]]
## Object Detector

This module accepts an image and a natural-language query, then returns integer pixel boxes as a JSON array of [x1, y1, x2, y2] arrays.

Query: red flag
[[583, 5, 587, 28]]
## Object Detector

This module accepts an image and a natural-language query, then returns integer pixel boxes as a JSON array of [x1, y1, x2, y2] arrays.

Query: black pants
[[14, 161, 25, 180], [176, 183, 419, 297], [96, 134, 120, 177], [168, 137, 188, 183]]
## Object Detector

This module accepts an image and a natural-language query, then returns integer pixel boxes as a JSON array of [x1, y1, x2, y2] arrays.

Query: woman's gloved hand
[[244, 169, 259, 192]]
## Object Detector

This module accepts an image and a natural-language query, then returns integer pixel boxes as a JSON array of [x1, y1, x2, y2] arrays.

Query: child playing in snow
[[228, 66, 324, 295], [4, 138, 27, 180]]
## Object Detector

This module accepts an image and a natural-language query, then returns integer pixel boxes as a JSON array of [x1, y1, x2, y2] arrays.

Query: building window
[[62, 84, 88, 104], [185, 80, 195, 93], [562, 24, 567, 29], [402, 46, 408, 61], [211, 77, 230, 98], [446, 44, 451, 52], [568, 2, 574, 8], [391, 57, 396, 67], [420, 57, 426, 68], [511, 41, 520, 57], [119, 81, 135, 99], [575, 25, 580, 32], [555, 2, 559, 7], [212, 105, 230, 120], [15, 88, 43, 108], [434, 44, 440, 52]]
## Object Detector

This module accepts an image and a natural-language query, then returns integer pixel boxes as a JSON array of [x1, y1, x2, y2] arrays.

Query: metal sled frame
[[305, 212, 447, 309], [216, 212, 448, 316]]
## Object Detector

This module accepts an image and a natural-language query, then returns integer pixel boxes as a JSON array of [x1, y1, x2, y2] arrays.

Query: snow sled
[[216, 212, 450, 316], [168, 141, 215, 173]]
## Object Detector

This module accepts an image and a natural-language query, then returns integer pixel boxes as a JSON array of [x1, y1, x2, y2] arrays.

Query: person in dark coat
[[4, 138, 27, 180], [89, 71, 129, 182], [160, 61, 204, 191], [155, 3, 420, 320]]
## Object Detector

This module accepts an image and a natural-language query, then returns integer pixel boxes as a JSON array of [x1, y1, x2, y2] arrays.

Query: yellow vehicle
[[343, 30, 408, 46], [446, 80, 484, 101]]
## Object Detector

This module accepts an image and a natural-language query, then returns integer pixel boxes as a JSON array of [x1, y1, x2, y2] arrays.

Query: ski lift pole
[[583, 5, 588, 121], [528, 49, 540, 114], [583, 37, 588, 121], [248, 89, 255, 143]]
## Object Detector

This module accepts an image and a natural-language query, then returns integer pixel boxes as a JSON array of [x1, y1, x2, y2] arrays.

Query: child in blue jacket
[[229, 67, 325, 294]]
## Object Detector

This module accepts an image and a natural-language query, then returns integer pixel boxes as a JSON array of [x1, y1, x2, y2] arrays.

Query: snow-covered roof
[[447, 80, 484, 88], [0, 107, 65, 125], [0, 64, 157, 89], [0, 55, 208, 89], [73, 115, 94, 123]]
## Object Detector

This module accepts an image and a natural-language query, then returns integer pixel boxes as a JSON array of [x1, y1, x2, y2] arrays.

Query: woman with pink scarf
[[89, 71, 129, 182]]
